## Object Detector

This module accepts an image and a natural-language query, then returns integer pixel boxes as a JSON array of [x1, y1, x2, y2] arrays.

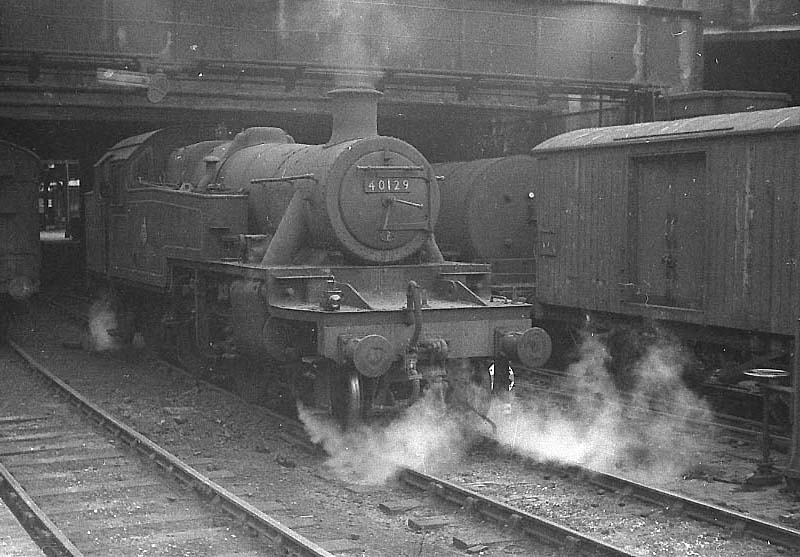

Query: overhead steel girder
[[0, 53, 658, 123]]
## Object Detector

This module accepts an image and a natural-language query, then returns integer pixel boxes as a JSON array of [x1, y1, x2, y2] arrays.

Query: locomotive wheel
[[331, 368, 363, 429]]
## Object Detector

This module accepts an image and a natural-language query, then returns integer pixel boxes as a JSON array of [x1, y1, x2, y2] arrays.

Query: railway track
[[6, 300, 574, 555], [0, 458, 79, 556], [387, 428, 800, 554], [399, 468, 633, 556], [4, 304, 629, 555], [0, 341, 334, 556], [295, 413, 800, 554], [570, 465, 800, 550], [519, 366, 792, 450], [27, 287, 800, 554]]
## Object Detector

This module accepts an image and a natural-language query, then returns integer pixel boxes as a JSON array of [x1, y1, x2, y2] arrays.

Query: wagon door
[[628, 153, 706, 309]]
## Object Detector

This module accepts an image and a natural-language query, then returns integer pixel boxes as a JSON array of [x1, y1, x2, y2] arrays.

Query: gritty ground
[[6, 298, 800, 556], [7, 301, 554, 556]]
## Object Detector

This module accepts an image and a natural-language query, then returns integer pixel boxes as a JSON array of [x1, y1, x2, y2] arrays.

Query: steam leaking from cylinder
[[298, 388, 480, 485], [301, 333, 711, 487]]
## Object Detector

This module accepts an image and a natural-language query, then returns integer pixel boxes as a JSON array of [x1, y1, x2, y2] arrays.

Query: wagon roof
[[532, 106, 800, 152]]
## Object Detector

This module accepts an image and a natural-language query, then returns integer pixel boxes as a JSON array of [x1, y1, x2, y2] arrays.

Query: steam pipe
[[419, 234, 445, 263], [261, 190, 307, 265], [406, 280, 423, 348]]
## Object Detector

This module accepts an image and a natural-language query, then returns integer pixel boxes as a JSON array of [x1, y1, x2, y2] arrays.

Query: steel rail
[[42, 292, 797, 549], [8, 338, 335, 557], [0, 462, 83, 557], [36, 293, 322, 456], [400, 467, 635, 557], [573, 466, 800, 551], [515, 369, 800, 549]]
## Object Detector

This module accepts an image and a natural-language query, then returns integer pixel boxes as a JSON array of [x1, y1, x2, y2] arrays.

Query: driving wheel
[[332, 368, 363, 429]]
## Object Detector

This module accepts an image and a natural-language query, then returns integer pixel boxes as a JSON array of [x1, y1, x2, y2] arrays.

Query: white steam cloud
[[492, 333, 711, 482], [86, 295, 120, 352], [304, 332, 710, 487], [289, 0, 419, 85], [299, 387, 485, 485]]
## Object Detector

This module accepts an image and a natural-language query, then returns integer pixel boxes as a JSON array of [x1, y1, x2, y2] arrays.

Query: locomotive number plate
[[364, 178, 413, 193]]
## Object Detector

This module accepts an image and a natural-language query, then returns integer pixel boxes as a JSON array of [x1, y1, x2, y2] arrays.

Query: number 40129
[[365, 178, 411, 193]]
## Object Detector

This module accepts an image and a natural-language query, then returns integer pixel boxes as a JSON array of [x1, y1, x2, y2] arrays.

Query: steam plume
[[299, 388, 477, 485], [86, 295, 119, 352], [301, 332, 709, 487], [492, 332, 711, 482], [291, 0, 418, 86]]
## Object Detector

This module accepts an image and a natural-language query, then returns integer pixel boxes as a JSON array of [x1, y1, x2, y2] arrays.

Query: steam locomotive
[[0, 140, 41, 342], [84, 87, 551, 426]]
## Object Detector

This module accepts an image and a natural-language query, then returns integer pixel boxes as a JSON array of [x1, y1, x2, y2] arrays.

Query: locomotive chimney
[[327, 87, 381, 144]]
